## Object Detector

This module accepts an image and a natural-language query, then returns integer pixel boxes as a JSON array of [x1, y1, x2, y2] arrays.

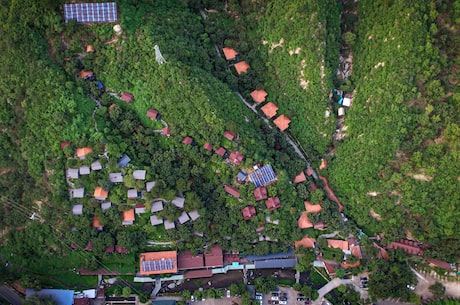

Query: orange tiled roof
[[122, 209, 135, 222], [298, 212, 313, 228], [94, 187, 108, 199], [234, 61, 250, 74], [78, 70, 93, 79], [92, 216, 102, 228], [305, 201, 322, 213], [139, 251, 178, 275], [77, 147, 93, 158], [295, 235, 316, 249], [261, 102, 278, 118], [319, 158, 327, 170], [293, 171, 307, 184], [242, 206, 256, 220], [327, 239, 349, 251], [86, 45, 94, 53], [273, 115, 291, 131], [250, 89, 268, 103], [222, 47, 239, 60]]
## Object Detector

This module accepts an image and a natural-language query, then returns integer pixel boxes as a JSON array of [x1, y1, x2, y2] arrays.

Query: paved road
[[0, 285, 24, 305], [312, 278, 368, 305]]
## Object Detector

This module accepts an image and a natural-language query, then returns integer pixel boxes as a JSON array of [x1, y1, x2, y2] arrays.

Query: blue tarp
[[249, 164, 276, 187], [246, 249, 292, 261], [118, 154, 131, 168], [26, 289, 74, 305], [97, 81, 104, 89], [254, 258, 297, 269]]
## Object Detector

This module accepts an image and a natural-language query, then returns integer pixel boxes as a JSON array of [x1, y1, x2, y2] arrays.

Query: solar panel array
[[142, 259, 175, 272], [64, 2, 117, 23], [249, 164, 276, 187]]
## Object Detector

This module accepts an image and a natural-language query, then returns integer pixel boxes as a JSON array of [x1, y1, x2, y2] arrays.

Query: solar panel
[[250, 164, 276, 187], [64, 2, 117, 23], [142, 259, 175, 272]]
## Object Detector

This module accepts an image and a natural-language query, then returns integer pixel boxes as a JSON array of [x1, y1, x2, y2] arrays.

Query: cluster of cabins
[[66, 145, 200, 245], [222, 47, 291, 132]]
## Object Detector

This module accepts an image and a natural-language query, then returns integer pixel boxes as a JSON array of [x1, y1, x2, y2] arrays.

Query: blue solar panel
[[142, 259, 174, 272], [249, 164, 277, 187], [64, 2, 117, 23]]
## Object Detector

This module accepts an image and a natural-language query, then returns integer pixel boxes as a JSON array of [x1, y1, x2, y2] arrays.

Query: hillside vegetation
[[327, 0, 460, 259]]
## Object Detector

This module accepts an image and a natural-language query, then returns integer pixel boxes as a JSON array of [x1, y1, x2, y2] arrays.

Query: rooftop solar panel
[[250, 164, 276, 187], [142, 259, 175, 272], [64, 2, 117, 23]]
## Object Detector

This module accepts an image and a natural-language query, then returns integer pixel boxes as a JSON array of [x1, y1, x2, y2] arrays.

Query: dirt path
[[413, 268, 460, 299]]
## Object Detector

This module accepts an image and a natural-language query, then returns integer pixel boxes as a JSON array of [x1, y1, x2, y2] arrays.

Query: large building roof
[[204, 244, 224, 268], [250, 89, 268, 104], [273, 115, 291, 131], [249, 164, 276, 187], [261, 102, 278, 118], [139, 251, 177, 275], [64, 2, 117, 23], [327, 239, 349, 251], [177, 251, 204, 270]]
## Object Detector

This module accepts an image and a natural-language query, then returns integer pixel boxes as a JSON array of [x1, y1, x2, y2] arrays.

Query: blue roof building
[[249, 164, 277, 187], [118, 154, 131, 168], [26, 289, 74, 305]]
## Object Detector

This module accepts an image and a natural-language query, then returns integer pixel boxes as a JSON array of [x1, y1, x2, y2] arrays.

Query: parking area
[[266, 286, 310, 305]]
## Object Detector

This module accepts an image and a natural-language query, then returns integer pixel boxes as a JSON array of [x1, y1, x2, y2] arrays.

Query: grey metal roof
[[91, 160, 102, 171], [164, 219, 175, 230], [101, 202, 112, 212], [246, 249, 293, 261], [127, 189, 138, 199], [109, 173, 123, 183], [72, 204, 83, 215], [151, 201, 164, 212], [67, 168, 79, 179], [150, 215, 163, 226], [71, 188, 85, 198], [146, 181, 156, 192], [118, 154, 131, 168], [188, 210, 200, 221], [79, 166, 90, 175], [253, 258, 297, 269], [133, 170, 146, 180], [177, 211, 190, 224], [172, 197, 185, 208]]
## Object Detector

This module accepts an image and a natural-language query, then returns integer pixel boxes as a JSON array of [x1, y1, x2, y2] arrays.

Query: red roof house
[[224, 130, 235, 141], [146, 109, 159, 120], [265, 197, 280, 210], [228, 151, 244, 166], [86, 45, 95, 53], [242, 206, 257, 220], [224, 185, 240, 198], [427, 258, 452, 270], [261, 102, 278, 118], [234, 61, 250, 74], [295, 235, 316, 249], [115, 245, 128, 254], [273, 115, 291, 131], [388, 239, 423, 256], [305, 201, 322, 213], [78, 70, 94, 79], [94, 187, 108, 201], [222, 47, 239, 60], [293, 171, 307, 184], [203, 142, 213, 151], [204, 244, 224, 267], [215, 147, 226, 157], [61, 141, 71, 149], [182, 136, 193, 145], [250, 89, 268, 104], [253, 186, 268, 201], [298, 212, 313, 229], [92, 216, 103, 229], [139, 251, 178, 275], [76, 147, 93, 159], [162, 127, 171, 137], [120, 92, 134, 103]]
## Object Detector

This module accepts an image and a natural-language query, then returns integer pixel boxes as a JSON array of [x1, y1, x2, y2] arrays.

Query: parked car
[[279, 302, 287, 305], [227, 290, 231, 298], [280, 297, 287, 301], [360, 277, 368, 281], [191, 296, 195, 302], [256, 293, 263, 300], [297, 298, 305, 302]]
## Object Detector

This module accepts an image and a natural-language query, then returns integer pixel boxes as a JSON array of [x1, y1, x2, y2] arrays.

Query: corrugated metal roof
[[64, 2, 117, 23], [249, 164, 276, 187], [253, 258, 297, 269]]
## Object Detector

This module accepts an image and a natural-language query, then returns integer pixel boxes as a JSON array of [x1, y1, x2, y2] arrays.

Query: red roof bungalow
[[204, 244, 224, 268], [305, 201, 322, 213], [92, 216, 103, 230], [427, 258, 452, 270], [61, 141, 71, 149], [222, 47, 239, 60], [146, 109, 159, 120], [313, 222, 327, 230], [122, 209, 135, 225], [253, 186, 268, 201], [224, 184, 240, 198], [234, 61, 250, 74], [265, 197, 280, 210], [306, 168, 313, 176], [116, 245, 128, 254], [320, 158, 328, 170], [162, 127, 171, 137], [273, 115, 291, 131], [78, 70, 94, 79], [261, 102, 278, 118], [86, 45, 95, 53], [77, 147, 93, 159], [94, 187, 108, 201], [182, 136, 193, 145], [298, 212, 313, 229], [203, 142, 213, 152], [120, 92, 134, 103], [242, 206, 257, 220], [295, 235, 316, 249], [228, 151, 244, 166], [224, 130, 235, 141], [293, 171, 307, 184], [84, 240, 93, 251], [215, 147, 226, 157], [327, 239, 349, 251], [250, 89, 268, 104]]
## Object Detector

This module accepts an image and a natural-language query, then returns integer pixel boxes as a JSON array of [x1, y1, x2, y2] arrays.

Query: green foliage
[[429, 282, 446, 298]]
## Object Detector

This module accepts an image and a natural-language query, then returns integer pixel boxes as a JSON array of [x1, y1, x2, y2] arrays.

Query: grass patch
[[310, 269, 329, 286]]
